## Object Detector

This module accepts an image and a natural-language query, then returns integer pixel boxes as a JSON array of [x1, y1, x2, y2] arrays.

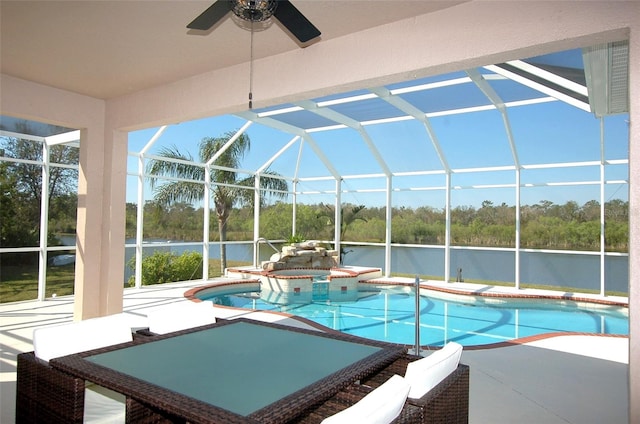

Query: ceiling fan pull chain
[[249, 19, 254, 109]]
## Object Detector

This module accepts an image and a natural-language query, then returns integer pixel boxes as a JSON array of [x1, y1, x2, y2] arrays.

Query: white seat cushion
[[404, 341, 463, 399], [32, 314, 134, 423], [322, 375, 410, 424], [147, 301, 216, 334], [33, 314, 134, 362]]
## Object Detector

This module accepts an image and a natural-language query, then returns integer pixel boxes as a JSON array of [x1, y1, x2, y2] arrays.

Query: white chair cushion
[[322, 375, 410, 424], [147, 301, 216, 334], [404, 341, 463, 399], [32, 314, 133, 423], [33, 314, 134, 362]]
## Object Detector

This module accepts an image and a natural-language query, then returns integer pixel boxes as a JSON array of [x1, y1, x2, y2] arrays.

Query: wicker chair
[[17, 351, 86, 423], [291, 375, 422, 423], [358, 354, 470, 424], [15, 314, 136, 423], [291, 354, 468, 424]]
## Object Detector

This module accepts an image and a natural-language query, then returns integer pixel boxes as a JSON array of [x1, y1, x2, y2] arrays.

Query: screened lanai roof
[[129, 42, 627, 206], [2, 42, 630, 203]]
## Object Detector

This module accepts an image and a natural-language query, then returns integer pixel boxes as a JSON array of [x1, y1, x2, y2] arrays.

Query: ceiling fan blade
[[187, 1, 231, 30], [273, 0, 321, 43]]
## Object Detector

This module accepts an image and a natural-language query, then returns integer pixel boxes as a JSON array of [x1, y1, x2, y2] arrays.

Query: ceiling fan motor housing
[[232, 0, 277, 22], [188, 0, 321, 44]]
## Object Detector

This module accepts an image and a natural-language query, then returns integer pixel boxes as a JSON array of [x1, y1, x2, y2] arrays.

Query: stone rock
[[262, 242, 339, 270], [299, 240, 318, 250], [282, 246, 297, 255], [312, 255, 337, 268], [269, 252, 283, 262]]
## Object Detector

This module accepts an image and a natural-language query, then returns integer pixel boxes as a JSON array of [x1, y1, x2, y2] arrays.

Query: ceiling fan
[[187, 0, 321, 44]]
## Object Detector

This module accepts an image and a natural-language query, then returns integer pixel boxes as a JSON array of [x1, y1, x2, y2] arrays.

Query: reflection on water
[[259, 287, 360, 305], [199, 286, 629, 347]]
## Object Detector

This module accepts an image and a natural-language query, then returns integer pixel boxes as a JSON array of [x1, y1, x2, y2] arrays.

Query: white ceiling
[[0, 1, 467, 100]]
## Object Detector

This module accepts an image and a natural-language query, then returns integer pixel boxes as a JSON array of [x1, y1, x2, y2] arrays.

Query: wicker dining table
[[50, 318, 405, 424]]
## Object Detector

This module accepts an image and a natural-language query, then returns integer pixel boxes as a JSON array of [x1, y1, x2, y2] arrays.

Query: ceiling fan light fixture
[[231, 0, 277, 22]]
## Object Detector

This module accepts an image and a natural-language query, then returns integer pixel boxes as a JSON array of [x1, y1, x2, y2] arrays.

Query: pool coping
[[363, 278, 629, 307]]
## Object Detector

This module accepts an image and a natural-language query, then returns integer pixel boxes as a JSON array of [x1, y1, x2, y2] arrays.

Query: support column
[[628, 24, 640, 424], [74, 127, 127, 319]]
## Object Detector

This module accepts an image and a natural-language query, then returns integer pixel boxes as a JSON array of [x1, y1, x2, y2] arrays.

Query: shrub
[[285, 234, 307, 244], [127, 250, 203, 286]]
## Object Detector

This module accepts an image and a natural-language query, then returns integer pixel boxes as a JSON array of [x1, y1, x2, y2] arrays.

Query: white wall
[[0, 75, 126, 318]]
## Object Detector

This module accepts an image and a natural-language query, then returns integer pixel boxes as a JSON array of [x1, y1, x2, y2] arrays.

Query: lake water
[[121, 240, 628, 294], [57, 235, 629, 293]]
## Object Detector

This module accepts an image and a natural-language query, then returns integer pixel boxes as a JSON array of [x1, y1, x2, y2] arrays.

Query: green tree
[[605, 199, 628, 221], [1, 128, 79, 249], [2, 133, 78, 209], [146, 131, 288, 273], [259, 202, 294, 240], [581, 200, 601, 222], [48, 193, 79, 239], [317, 203, 368, 241], [297, 203, 332, 240], [125, 203, 138, 238], [317, 204, 367, 262], [0, 160, 39, 248]]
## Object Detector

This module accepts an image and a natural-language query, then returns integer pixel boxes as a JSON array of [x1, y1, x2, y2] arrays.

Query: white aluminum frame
[[1, 57, 629, 300]]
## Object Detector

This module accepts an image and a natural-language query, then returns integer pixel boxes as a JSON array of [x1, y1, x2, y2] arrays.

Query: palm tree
[[147, 131, 288, 273], [318, 203, 367, 263]]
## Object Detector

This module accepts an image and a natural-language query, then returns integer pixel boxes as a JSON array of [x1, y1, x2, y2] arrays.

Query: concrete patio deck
[[0, 279, 629, 423]]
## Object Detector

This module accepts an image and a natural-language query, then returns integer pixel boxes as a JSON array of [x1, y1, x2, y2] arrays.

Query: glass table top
[[85, 320, 385, 416]]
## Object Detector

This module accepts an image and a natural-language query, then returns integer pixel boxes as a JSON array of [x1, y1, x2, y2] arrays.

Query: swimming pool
[[196, 285, 629, 346]]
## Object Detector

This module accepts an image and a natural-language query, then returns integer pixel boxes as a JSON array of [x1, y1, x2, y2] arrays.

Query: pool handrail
[[254, 237, 281, 267]]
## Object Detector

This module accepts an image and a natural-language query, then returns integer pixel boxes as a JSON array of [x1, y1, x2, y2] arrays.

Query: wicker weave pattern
[[16, 352, 86, 423], [16, 331, 152, 424], [125, 397, 191, 423], [359, 354, 470, 424]]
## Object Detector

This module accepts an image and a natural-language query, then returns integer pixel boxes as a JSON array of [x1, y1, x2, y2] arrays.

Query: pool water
[[198, 286, 629, 346]]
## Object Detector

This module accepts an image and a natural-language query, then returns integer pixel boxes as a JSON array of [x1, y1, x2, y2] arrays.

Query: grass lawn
[[0, 259, 251, 303]]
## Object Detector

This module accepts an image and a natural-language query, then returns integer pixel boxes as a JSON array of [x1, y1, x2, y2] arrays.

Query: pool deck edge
[[367, 276, 629, 307]]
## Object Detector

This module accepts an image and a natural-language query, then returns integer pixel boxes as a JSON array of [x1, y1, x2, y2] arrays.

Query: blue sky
[[127, 65, 630, 210]]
